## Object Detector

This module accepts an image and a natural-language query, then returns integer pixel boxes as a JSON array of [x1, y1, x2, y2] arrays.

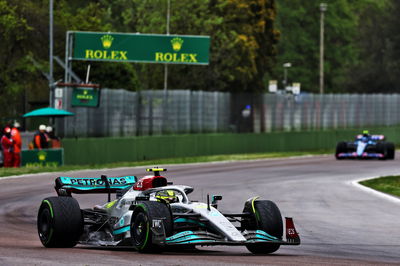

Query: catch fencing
[[58, 89, 400, 137], [59, 89, 231, 137], [256, 93, 400, 132]]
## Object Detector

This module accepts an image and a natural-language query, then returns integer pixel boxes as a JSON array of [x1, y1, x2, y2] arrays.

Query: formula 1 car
[[37, 168, 300, 254], [335, 134, 395, 160]]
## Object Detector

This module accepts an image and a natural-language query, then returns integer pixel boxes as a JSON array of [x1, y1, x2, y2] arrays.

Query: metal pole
[[163, 0, 170, 93], [166, 0, 170, 36], [85, 65, 91, 84], [319, 3, 327, 94], [283, 62, 291, 91], [162, 0, 171, 134], [283, 68, 287, 89], [49, 0, 54, 107]]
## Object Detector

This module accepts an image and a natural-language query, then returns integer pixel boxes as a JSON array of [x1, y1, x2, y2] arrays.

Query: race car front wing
[[152, 217, 300, 246], [337, 152, 384, 159]]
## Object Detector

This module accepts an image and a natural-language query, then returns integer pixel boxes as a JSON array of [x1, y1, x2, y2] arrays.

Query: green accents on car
[[43, 200, 53, 218], [112, 226, 130, 235], [174, 218, 206, 228]]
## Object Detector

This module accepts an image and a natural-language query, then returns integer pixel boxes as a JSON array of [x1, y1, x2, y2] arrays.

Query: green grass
[[0, 150, 330, 178], [360, 176, 400, 197]]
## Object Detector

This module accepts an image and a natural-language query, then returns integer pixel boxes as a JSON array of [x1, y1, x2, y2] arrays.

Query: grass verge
[[360, 176, 400, 197], [0, 150, 330, 178]]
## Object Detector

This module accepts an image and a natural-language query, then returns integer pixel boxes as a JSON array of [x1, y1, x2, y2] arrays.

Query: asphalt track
[[0, 154, 400, 265]]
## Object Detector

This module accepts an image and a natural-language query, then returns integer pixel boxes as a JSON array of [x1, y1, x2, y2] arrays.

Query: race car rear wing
[[55, 175, 137, 195]]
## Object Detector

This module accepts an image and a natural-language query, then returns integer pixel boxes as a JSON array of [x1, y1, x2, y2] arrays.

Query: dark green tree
[[345, 0, 396, 93], [273, 0, 359, 93], [125, 0, 279, 92]]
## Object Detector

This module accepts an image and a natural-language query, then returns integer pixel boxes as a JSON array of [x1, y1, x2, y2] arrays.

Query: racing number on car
[[288, 228, 296, 236]]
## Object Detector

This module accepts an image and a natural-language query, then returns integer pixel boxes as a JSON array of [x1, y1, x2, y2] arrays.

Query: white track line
[[350, 176, 400, 204]]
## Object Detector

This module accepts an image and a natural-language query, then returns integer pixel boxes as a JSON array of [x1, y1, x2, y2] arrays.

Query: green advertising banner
[[21, 149, 64, 167], [71, 87, 100, 107], [71, 31, 210, 65]]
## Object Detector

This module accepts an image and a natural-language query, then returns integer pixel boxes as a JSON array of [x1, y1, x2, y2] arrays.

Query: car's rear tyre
[[242, 200, 283, 254], [386, 142, 395, 159], [37, 196, 83, 248], [335, 142, 347, 159], [131, 201, 173, 253]]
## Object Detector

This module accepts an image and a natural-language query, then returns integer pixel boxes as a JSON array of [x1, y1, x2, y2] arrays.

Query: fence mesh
[[59, 89, 400, 137]]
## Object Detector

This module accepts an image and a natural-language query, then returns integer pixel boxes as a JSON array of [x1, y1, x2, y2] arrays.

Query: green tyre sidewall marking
[[41, 200, 54, 244], [135, 204, 150, 251], [43, 200, 54, 218], [251, 197, 261, 225]]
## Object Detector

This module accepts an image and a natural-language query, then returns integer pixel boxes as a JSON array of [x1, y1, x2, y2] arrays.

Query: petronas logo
[[171, 37, 184, 51], [101, 35, 114, 49]]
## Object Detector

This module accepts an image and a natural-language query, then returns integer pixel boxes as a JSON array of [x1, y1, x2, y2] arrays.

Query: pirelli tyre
[[335, 141, 347, 159], [377, 142, 389, 160], [37, 196, 83, 248], [242, 199, 283, 254], [386, 142, 395, 160], [131, 201, 173, 253]]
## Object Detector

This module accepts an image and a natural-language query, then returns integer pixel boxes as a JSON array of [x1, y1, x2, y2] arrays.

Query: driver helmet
[[155, 190, 178, 203], [362, 130, 369, 137]]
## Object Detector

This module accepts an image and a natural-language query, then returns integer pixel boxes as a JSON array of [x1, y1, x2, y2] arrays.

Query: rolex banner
[[71, 87, 100, 107], [21, 149, 64, 167], [71, 31, 210, 65]]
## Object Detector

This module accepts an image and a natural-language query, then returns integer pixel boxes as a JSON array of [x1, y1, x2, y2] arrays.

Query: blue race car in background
[[335, 131, 395, 160]]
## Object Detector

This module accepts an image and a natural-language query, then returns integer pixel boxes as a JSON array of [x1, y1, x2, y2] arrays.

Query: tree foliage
[[273, 0, 398, 93], [2, 0, 400, 120], [345, 0, 396, 93], [273, 0, 359, 93]]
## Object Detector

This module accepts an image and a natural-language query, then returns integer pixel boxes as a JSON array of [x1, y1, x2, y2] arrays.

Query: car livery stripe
[[167, 239, 217, 244], [165, 230, 194, 241], [174, 218, 206, 227], [254, 234, 277, 241], [112, 226, 130, 235], [166, 234, 217, 244]]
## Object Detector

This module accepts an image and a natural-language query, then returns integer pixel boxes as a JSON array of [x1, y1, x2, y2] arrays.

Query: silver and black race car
[[37, 168, 300, 254], [335, 133, 395, 160]]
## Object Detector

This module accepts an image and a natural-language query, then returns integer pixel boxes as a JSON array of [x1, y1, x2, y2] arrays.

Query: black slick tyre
[[37, 196, 83, 248], [386, 142, 395, 159], [242, 200, 283, 254], [377, 142, 388, 160], [335, 141, 347, 159], [131, 201, 173, 253]]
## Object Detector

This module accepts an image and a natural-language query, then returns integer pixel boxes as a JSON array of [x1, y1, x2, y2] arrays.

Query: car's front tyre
[[242, 199, 283, 254], [131, 201, 173, 253]]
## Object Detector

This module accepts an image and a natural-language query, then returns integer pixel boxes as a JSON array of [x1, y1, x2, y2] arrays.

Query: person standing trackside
[[1, 127, 14, 167], [46, 126, 61, 148], [33, 125, 50, 150], [11, 122, 22, 167]]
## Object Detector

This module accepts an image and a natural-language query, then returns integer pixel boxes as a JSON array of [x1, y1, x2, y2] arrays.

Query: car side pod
[[285, 217, 300, 245]]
